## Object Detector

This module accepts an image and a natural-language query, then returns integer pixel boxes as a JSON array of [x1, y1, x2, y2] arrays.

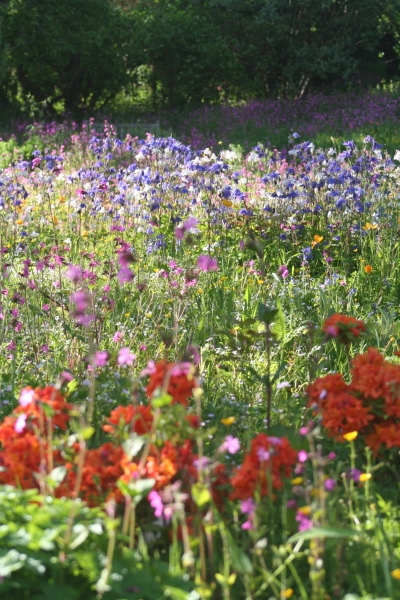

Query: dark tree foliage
[[0, 0, 400, 109], [2, 0, 133, 111]]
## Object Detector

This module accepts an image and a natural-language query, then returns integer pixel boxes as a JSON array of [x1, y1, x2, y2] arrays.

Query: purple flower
[[257, 448, 270, 462], [219, 435, 240, 455], [324, 478, 336, 491], [94, 351, 108, 367], [15, 414, 27, 434], [60, 371, 73, 382], [197, 255, 218, 272], [148, 490, 164, 518], [277, 265, 289, 279], [118, 347, 136, 366], [19, 388, 34, 408], [295, 511, 313, 532], [66, 264, 82, 283], [348, 468, 361, 482], [118, 267, 134, 285]]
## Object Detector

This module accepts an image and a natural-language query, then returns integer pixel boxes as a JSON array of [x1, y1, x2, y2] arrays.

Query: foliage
[[2, 0, 133, 112]]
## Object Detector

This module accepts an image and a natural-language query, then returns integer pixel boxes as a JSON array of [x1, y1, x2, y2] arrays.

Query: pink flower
[[219, 435, 240, 455], [42, 304, 50, 312], [94, 351, 108, 367], [298, 450, 308, 463], [241, 520, 254, 530], [148, 490, 163, 518], [240, 498, 256, 515], [15, 414, 27, 434], [66, 264, 83, 283], [118, 267, 134, 285], [19, 388, 35, 408], [113, 331, 124, 343], [197, 255, 218, 272], [60, 371, 73, 382], [118, 347, 136, 366]]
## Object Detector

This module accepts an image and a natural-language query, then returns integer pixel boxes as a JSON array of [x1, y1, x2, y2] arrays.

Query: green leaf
[[271, 299, 285, 340], [123, 435, 146, 459], [151, 390, 173, 408], [191, 483, 211, 507], [288, 526, 358, 544], [257, 302, 278, 325]]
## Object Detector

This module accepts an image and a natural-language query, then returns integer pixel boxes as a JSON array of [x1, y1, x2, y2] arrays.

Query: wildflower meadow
[[0, 120, 400, 600]]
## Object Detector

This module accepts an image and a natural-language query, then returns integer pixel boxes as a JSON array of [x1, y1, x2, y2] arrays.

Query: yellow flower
[[311, 234, 323, 248], [283, 589, 294, 599], [359, 473, 372, 483], [222, 199, 233, 208], [221, 417, 236, 425], [391, 569, 400, 580], [364, 222, 377, 230], [343, 431, 358, 442], [298, 506, 312, 515], [364, 264, 372, 274], [291, 477, 304, 485]]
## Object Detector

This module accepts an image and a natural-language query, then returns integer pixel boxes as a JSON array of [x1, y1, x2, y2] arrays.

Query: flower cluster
[[307, 347, 400, 452], [230, 433, 297, 500], [146, 360, 197, 406], [322, 313, 366, 344]]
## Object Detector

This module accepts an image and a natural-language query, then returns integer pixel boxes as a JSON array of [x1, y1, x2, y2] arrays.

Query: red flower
[[146, 360, 197, 406], [322, 314, 366, 344]]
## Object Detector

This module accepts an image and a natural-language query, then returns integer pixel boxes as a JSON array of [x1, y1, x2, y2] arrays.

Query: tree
[[3, 0, 135, 112]]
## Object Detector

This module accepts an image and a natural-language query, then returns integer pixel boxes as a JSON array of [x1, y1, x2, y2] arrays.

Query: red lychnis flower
[[146, 360, 197, 406], [307, 347, 400, 452], [230, 434, 297, 500], [322, 313, 366, 344]]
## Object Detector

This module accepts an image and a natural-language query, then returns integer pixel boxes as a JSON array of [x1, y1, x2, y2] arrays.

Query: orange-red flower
[[103, 404, 154, 437], [230, 434, 296, 501], [322, 314, 366, 344], [146, 361, 197, 406]]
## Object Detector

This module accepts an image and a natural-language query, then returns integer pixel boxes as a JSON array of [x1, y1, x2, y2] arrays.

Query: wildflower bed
[[0, 124, 399, 599]]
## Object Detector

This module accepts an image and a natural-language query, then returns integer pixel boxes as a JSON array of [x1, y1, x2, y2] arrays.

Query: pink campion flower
[[15, 414, 27, 434], [76, 189, 87, 198], [324, 478, 336, 491], [31, 158, 42, 168], [118, 267, 134, 285], [183, 216, 198, 232], [140, 360, 156, 376], [19, 388, 35, 408], [257, 448, 270, 462], [175, 227, 185, 240], [298, 450, 308, 463], [118, 347, 136, 366], [240, 498, 256, 515], [299, 427, 309, 436], [219, 435, 240, 455], [296, 510, 313, 532], [113, 331, 124, 343], [197, 255, 218, 272], [94, 351, 108, 367], [241, 520, 254, 530], [170, 362, 192, 376], [60, 371, 73, 382], [36, 261, 45, 271], [7, 341, 16, 352], [11, 309, 19, 318], [66, 264, 83, 283], [42, 304, 50, 312], [70, 290, 88, 312], [75, 313, 94, 327], [148, 490, 163, 518], [277, 265, 289, 279]]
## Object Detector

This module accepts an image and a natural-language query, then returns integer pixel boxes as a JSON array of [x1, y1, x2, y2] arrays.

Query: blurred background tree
[[0, 0, 400, 113]]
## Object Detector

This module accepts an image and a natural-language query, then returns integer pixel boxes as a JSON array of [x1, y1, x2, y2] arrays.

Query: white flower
[[394, 150, 400, 161]]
